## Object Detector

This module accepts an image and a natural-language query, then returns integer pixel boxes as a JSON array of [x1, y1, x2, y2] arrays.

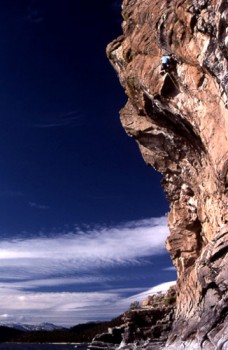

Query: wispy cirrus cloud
[[0, 216, 176, 326], [29, 202, 49, 210], [0, 216, 168, 276], [32, 111, 83, 128], [163, 266, 176, 271], [125, 281, 176, 304], [0, 281, 176, 326]]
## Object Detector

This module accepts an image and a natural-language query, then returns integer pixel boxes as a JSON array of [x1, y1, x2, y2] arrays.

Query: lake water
[[0, 344, 88, 350]]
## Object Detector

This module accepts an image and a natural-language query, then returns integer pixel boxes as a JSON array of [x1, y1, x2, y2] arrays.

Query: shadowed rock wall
[[107, 0, 228, 348]]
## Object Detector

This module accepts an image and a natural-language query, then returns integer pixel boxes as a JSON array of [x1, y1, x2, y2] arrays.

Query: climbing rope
[[166, 73, 180, 91]]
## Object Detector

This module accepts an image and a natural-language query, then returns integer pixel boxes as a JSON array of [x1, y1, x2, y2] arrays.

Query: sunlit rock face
[[107, 0, 228, 348]]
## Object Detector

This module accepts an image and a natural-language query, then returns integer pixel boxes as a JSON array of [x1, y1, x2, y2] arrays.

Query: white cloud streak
[[125, 281, 176, 304], [0, 282, 176, 326], [32, 111, 83, 128], [0, 217, 169, 277], [29, 202, 49, 210], [0, 216, 173, 326]]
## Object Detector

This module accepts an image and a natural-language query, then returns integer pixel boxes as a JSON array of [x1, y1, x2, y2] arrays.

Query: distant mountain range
[[0, 316, 123, 343], [0, 322, 66, 332]]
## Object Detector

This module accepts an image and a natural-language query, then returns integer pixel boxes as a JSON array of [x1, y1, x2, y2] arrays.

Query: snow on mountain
[[0, 322, 66, 331]]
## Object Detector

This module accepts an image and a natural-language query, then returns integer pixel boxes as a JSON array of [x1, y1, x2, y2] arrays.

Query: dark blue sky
[[0, 0, 175, 326], [0, 0, 169, 234]]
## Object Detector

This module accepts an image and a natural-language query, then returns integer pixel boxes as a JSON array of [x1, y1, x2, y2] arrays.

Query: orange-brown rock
[[142, 287, 176, 309], [107, 0, 228, 349]]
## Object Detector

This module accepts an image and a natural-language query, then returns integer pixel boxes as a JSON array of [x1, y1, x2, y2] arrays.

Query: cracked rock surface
[[107, 0, 228, 348]]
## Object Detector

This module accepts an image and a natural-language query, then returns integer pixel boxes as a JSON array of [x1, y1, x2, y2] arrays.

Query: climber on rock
[[160, 54, 176, 74]]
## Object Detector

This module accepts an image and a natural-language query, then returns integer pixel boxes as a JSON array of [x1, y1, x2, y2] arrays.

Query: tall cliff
[[107, 0, 228, 349]]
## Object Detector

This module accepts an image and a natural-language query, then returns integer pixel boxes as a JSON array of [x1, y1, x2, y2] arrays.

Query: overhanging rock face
[[107, 0, 228, 348]]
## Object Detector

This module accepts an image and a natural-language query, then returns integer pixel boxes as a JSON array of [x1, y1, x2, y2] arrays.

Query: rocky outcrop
[[89, 325, 125, 350], [107, 0, 228, 349], [122, 286, 176, 346], [89, 287, 176, 350]]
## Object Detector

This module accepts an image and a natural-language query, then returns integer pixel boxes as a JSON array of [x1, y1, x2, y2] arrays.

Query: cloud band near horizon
[[0, 216, 176, 326]]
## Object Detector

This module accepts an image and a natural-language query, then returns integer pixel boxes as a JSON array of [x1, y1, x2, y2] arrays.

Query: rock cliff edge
[[107, 0, 228, 349]]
